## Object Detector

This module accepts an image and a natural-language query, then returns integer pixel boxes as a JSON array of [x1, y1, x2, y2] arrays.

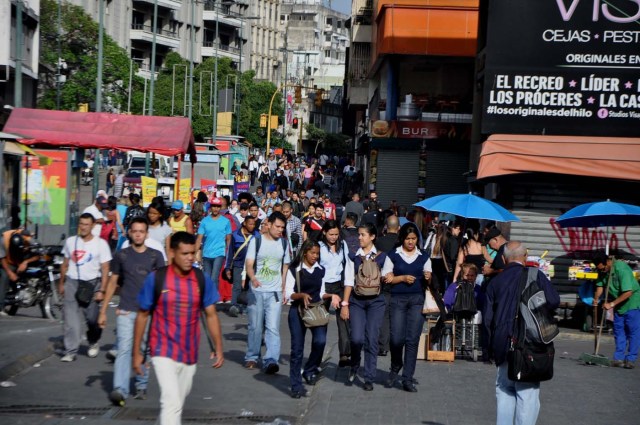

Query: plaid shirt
[[286, 215, 303, 253]]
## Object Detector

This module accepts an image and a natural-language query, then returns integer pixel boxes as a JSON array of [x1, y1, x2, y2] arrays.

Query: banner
[[176, 178, 191, 207], [234, 181, 250, 198], [141, 176, 157, 207], [370, 120, 471, 140], [200, 179, 216, 192], [21, 150, 68, 225]]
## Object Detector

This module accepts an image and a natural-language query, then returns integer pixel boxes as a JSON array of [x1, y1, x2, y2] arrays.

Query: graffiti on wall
[[550, 218, 637, 255]]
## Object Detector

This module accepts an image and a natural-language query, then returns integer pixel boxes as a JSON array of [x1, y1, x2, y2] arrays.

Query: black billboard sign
[[482, 0, 640, 136]]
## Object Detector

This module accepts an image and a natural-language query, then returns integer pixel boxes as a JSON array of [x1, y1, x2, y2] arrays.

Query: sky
[[326, 0, 352, 14]]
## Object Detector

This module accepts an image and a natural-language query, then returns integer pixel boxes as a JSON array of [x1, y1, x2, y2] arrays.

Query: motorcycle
[[81, 166, 94, 186], [4, 243, 65, 320]]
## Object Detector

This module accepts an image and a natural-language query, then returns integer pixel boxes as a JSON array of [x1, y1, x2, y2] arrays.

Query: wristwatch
[[340, 301, 349, 307]]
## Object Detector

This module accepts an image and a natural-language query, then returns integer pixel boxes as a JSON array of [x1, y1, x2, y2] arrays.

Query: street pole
[[266, 86, 280, 156], [127, 59, 133, 113], [146, 0, 159, 176], [188, 0, 194, 121], [56, 0, 62, 110], [92, 0, 104, 196], [237, 18, 243, 136], [14, 0, 23, 108], [212, 1, 220, 144]]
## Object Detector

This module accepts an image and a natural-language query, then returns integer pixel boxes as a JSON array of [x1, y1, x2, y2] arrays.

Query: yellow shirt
[[169, 215, 188, 233]]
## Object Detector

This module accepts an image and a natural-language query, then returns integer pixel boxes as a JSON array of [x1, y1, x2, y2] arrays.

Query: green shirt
[[596, 260, 640, 315]]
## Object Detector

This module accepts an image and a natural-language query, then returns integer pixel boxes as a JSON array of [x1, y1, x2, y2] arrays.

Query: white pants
[[152, 357, 197, 425]]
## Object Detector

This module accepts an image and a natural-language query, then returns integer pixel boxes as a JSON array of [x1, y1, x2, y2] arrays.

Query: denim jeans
[[496, 363, 540, 425], [613, 308, 640, 363], [113, 311, 149, 397], [245, 290, 282, 367], [288, 305, 327, 392], [389, 293, 425, 383], [231, 266, 246, 311], [349, 294, 385, 382], [203, 256, 225, 291]]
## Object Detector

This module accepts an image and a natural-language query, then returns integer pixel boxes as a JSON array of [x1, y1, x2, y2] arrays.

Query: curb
[[0, 342, 55, 382], [556, 330, 613, 342]]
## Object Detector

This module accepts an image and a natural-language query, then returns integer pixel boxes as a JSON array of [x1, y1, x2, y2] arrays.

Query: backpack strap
[[253, 234, 262, 274], [152, 265, 206, 312], [511, 267, 531, 348]]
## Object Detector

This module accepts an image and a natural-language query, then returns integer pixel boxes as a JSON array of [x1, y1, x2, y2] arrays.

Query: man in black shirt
[[482, 227, 508, 277], [98, 217, 164, 406]]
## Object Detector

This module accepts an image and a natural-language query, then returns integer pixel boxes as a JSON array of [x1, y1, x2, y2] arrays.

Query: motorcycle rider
[[0, 227, 40, 316]]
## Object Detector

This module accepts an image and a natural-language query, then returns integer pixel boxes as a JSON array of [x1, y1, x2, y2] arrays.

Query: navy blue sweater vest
[[386, 250, 428, 295], [293, 266, 325, 304]]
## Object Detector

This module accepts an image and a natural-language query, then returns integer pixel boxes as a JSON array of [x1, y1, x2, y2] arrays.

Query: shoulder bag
[[507, 269, 555, 382], [74, 237, 97, 308], [296, 268, 330, 328]]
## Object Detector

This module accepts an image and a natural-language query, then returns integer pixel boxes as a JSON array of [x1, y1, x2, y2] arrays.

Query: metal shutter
[[375, 149, 419, 210], [425, 150, 469, 198]]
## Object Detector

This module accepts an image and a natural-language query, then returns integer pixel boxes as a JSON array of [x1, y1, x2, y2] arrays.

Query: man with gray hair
[[483, 241, 559, 425]]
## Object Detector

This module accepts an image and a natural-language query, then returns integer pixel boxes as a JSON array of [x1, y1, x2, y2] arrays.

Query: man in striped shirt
[[133, 232, 224, 425]]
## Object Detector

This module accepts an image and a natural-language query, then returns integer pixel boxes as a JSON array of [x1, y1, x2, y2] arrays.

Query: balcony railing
[[202, 42, 241, 55], [131, 23, 178, 39]]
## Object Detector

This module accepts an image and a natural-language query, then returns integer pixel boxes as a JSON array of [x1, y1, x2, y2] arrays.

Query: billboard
[[482, 0, 640, 136]]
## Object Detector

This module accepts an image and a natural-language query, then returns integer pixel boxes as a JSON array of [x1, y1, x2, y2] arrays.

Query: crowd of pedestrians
[[46, 150, 632, 425]]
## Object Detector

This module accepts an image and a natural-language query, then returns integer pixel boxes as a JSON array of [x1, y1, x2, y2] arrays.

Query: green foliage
[[305, 123, 349, 155], [39, 0, 144, 112], [305, 123, 326, 143]]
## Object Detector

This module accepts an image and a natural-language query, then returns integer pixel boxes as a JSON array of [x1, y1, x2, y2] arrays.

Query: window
[[326, 17, 333, 26], [337, 20, 342, 29], [325, 33, 331, 42], [324, 50, 331, 58]]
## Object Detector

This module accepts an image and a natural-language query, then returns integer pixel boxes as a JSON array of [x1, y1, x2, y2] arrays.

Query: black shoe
[[109, 390, 125, 407], [348, 366, 358, 383], [338, 356, 350, 368], [290, 389, 306, 399], [378, 350, 388, 357], [624, 361, 635, 369], [363, 381, 374, 391], [303, 372, 318, 385], [385, 370, 398, 388], [402, 381, 418, 393], [265, 362, 280, 375], [611, 360, 624, 367]]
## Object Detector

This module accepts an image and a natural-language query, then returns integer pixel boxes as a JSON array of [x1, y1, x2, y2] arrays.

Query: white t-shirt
[[245, 236, 291, 292], [64, 236, 112, 280], [148, 223, 172, 246], [83, 204, 104, 237], [121, 238, 168, 262]]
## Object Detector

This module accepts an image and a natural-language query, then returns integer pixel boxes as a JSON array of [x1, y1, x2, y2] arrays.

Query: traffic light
[[294, 85, 302, 104], [260, 113, 268, 128], [292, 117, 299, 129], [78, 103, 89, 112], [314, 89, 323, 107]]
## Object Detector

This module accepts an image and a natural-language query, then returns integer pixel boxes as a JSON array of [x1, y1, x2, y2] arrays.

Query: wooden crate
[[426, 319, 455, 362]]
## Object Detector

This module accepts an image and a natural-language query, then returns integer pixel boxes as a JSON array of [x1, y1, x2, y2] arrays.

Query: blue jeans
[[231, 266, 245, 310], [288, 305, 327, 392], [113, 312, 149, 397], [613, 308, 640, 363], [496, 363, 540, 425], [349, 294, 385, 382], [389, 293, 425, 383], [203, 256, 225, 291], [245, 290, 282, 367]]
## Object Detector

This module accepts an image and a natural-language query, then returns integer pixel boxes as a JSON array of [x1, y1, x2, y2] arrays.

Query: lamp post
[[127, 58, 144, 113], [146, 0, 159, 176], [92, 0, 105, 195]]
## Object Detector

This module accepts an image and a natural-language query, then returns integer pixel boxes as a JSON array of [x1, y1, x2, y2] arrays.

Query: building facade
[[247, 0, 282, 82], [1, 0, 41, 108]]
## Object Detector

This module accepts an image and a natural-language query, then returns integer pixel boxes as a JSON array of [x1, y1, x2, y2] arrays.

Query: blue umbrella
[[414, 193, 520, 222], [555, 200, 640, 228]]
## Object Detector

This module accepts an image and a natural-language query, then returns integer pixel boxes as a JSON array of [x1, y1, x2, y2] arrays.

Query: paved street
[[0, 302, 638, 425]]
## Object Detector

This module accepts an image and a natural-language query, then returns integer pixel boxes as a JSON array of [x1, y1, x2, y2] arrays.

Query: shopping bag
[[422, 288, 440, 314]]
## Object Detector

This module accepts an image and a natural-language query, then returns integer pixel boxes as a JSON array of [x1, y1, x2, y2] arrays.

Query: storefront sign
[[370, 120, 469, 139], [141, 176, 157, 207], [483, 0, 640, 136], [175, 178, 191, 207]]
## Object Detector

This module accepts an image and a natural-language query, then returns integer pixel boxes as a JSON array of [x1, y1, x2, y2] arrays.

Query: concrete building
[[1, 0, 41, 108], [247, 0, 282, 82]]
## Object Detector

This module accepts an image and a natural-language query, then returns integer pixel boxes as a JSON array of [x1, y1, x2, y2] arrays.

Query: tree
[[305, 123, 350, 155], [38, 0, 145, 112]]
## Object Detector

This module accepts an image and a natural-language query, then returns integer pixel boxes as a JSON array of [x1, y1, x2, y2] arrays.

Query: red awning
[[3, 108, 196, 160], [478, 134, 640, 181]]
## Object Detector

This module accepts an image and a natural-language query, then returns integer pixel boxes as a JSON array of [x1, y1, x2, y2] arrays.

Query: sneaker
[[87, 343, 100, 358], [338, 356, 350, 368], [109, 390, 125, 407], [611, 360, 624, 368], [402, 381, 418, 393], [244, 360, 258, 369], [106, 349, 118, 362], [60, 354, 76, 362], [348, 366, 358, 383], [133, 389, 147, 400], [264, 362, 280, 375], [624, 361, 635, 369], [0, 311, 9, 317], [228, 305, 240, 318], [363, 381, 374, 391]]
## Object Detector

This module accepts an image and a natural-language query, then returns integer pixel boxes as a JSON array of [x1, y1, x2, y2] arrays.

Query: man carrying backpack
[[123, 193, 145, 231], [483, 241, 559, 425], [133, 232, 224, 425], [243, 212, 291, 373]]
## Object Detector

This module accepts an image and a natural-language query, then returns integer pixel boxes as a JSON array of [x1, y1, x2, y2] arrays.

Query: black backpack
[[123, 204, 146, 228], [453, 282, 477, 316], [341, 227, 360, 256]]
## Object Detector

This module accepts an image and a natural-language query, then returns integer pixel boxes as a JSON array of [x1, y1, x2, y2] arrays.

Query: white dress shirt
[[346, 246, 394, 287], [285, 262, 326, 300], [382, 247, 432, 276], [319, 241, 354, 286]]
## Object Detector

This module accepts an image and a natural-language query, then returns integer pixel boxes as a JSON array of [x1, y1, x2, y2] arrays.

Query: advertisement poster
[[200, 179, 216, 192], [483, 0, 640, 136], [175, 178, 191, 207], [141, 176, 157, 207], [234, 181, 250, 198], [21, 150, 68, 225]]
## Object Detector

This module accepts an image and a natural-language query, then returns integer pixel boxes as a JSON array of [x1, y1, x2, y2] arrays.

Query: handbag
[[296, 269, 330, 328], [74, 237, 96, 307], [507, 269, 555, 382]]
